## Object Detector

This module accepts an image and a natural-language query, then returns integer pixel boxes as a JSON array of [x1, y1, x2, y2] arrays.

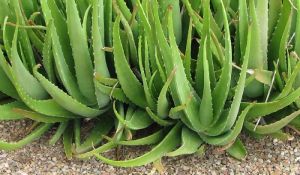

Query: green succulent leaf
[[33, 66, 105, 118], [0, 123, 52, 151], [245, 109, 300, 135], [226, 138, 247, 161], [167, 127, 203, 157], [94, 122, 182, 167], [113, 16, 147, 108]]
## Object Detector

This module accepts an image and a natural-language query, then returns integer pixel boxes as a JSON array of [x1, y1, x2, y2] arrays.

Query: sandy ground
[[0, 120, 300, 175]]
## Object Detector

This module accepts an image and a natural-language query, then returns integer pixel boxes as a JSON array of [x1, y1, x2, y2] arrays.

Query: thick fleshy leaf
[[113, 103, 153, 130], [0, 101, 25, 120], [76, 115, 113, 153], [153, 0, 200, 131], [63, 124, 73, 160], [244, 110, 300, 134], [13, 108, 68, 123], [94, 123, 182, 167], [33, 66, 105, 118], [11, 28, 48, 99], [245, 87, 300, 121], [66, 0, 95, 103], [201, 104, 253, 146], [211, 0, 232, 125], [115, 129, 165, 146], [113, 16, 147, 108], [94, 81, 130, 104], [167, 127, 203, 157], [226, 138, 247, 160], [0, 123, 52, 151], [49, 122, 69, 145]]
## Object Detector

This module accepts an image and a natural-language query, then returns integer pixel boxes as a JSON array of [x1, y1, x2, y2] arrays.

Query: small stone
[[0, 154, 7, 158], [3, 163, 9, 168], [17, 170, 28, 175], [268, 154, 272, 159], [182, 165, 189, 171], [211, 171, 217, 175]]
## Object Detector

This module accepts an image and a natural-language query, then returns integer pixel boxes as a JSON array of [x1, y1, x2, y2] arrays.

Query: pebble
[[182, 165, 189, 171], [0, 153, 7, 158]]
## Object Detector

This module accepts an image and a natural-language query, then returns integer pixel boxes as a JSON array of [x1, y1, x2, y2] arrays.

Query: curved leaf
[[113, 16, 147, 108], [94, 122, 182, 167], [33, 66, 105, 118], [0, 123, 52, 151]]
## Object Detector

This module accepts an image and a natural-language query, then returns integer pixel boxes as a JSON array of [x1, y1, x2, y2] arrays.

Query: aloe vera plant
[[0, 0, 300, 168]]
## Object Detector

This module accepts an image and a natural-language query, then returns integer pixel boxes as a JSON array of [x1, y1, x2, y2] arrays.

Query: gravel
[[0, 120, 300, 175]]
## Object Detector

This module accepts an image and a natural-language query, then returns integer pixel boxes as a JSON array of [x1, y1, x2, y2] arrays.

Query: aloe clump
[[0, 0, 300, 168]]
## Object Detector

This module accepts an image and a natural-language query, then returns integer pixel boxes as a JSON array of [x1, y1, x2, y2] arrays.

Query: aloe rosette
[[93, 0, 300, 166]]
